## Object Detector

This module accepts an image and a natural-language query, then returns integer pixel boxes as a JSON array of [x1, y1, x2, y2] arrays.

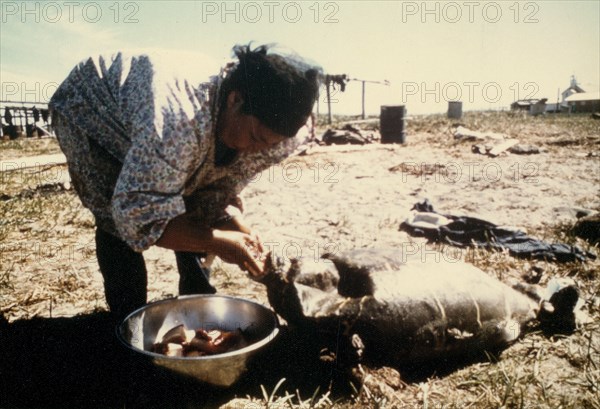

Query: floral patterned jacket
[[50, 51, 310, 251]]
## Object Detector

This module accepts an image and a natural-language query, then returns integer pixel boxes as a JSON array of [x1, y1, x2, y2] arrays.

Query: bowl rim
[[116, 294, 280, 361]]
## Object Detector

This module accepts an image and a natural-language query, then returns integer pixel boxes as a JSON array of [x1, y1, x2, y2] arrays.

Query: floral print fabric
[[50, 51, 308, 251]]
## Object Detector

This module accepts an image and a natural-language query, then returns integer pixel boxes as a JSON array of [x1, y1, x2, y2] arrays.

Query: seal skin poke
[[255, 248, 580, 368]]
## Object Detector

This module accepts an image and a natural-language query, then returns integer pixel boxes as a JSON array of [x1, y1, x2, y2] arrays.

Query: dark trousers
[[95, 229, 216, 319]]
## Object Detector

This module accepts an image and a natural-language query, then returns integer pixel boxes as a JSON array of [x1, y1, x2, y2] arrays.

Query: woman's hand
[[211, 229, 264, 277], [156, 214, 265, 276], [214, 216, 264, 254]]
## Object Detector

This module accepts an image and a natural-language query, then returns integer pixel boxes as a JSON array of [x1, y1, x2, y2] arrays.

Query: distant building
[[544, 102, 561, 113], [513, 76, 598, 114], [510, 98, 547, 115], [565, 91, 600, 113], [562, 75, 586, 103]]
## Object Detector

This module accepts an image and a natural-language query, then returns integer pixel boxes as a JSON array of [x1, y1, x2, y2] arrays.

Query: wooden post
[[361, 81, 366, 119], [349, 78, 389, 119], [326, 80, 332, 125]]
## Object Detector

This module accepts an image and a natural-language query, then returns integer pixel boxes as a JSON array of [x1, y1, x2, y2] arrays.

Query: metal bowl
[[117, 295, 279, 387]]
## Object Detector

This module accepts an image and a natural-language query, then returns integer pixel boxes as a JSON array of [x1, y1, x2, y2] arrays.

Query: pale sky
[[1, 0, 599, 115]]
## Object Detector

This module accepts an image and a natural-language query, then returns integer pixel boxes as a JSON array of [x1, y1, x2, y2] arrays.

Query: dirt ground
[[1, 111, 599, 408]]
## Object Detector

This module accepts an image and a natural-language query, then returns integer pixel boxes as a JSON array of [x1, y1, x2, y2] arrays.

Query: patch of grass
[[403, 111, 600, 153], [0, 267, 14, 291], [0, 140, 25, 151], [225, 380, 338, 408], [0, 136, 62, 159], [211, 260, 236, 287]]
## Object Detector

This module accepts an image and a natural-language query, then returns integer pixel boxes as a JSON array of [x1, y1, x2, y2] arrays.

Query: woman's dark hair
[[219, 44, 321, 137]]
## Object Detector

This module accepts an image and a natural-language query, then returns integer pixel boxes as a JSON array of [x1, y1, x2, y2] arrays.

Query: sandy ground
[[1, 112, 599, 408]]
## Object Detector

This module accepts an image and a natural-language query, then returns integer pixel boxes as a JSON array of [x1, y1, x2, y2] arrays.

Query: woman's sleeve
[[111, 52, 219, 251], [111, 76, 206, 251], [112, 120, 205, 251]]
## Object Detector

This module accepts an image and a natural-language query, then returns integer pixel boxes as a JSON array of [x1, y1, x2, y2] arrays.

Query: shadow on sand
[[0, 312, 357, 409], [0, 312, 508, 408]]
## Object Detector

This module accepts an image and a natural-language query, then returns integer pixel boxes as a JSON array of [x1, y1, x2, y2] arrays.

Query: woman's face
[[218, 91, 287, 153]]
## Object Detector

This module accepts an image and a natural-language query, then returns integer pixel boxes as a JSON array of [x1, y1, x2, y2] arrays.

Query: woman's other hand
[[211, 229, 264, 277], [214, 216, 264, 254]]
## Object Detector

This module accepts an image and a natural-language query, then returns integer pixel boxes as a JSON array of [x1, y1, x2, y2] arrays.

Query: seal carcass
[[255, 248, 577, 367]]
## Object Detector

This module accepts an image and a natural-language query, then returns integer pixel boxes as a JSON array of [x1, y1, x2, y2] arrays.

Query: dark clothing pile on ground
[[320, 124, 380, 145], [400, 200, 596, 263]]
